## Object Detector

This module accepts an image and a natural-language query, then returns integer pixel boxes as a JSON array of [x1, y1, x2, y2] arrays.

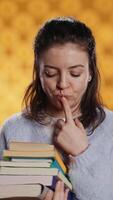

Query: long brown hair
[[23, 17, 105, 132]]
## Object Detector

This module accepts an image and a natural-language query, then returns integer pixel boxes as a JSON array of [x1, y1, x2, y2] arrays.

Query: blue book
[[50, 159, 66, 175]]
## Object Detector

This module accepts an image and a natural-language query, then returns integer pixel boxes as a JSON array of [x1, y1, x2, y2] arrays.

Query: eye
[[70, 73, 81, 77], [45, 70, 57, 77]]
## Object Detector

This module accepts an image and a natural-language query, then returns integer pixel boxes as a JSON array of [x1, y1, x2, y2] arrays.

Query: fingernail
[[57, 180, 61, 186], [60, 181, 64, 188], [62, 96, 65, 100], [46, 189, 53, 198], [65, 188, 69, 194]]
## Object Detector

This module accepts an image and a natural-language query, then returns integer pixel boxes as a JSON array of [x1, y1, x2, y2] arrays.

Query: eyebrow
[[44, 64, 85, 69]]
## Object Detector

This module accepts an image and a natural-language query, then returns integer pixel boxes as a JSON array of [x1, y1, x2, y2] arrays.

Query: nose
[[56, 74, 69, 90]]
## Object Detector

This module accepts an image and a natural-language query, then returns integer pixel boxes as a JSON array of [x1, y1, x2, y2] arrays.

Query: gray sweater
[[0, 108, 113, 200]]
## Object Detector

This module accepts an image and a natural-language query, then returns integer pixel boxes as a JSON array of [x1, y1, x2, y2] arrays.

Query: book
[[0, 175, 53, 185], [0, 166, 58, 175], [0, 160, 52, 168], [11, 158, 52, 162], [3, 149, 55, 158], [0, 167, 72, 190], [3, 147, 67, 174], [0, 184, 74, 200], [9, 141, 54, 151], [0, 184, 44, 198]]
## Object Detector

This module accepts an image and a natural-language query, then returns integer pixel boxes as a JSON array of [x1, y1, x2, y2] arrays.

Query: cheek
[[71, 76, 89, 94], [40, 77, 56, 94]]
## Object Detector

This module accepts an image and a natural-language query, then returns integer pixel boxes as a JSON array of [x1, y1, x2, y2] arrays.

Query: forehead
[[40, 42, 89, 68]]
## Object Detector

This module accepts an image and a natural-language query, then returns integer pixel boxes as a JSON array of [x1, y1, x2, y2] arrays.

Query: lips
[[56, 95, 64, 101], [55, 95, 72, 100], [55, 91, 72, 96]]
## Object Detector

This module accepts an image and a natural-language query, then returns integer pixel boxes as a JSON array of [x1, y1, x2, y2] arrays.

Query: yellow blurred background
[[0, 0, 113, 124]]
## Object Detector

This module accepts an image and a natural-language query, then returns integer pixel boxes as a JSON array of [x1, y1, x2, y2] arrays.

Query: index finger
[[61, 97, 73, 123]]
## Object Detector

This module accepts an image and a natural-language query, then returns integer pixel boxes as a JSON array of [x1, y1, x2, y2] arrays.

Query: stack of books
[[0, 142, 72, 198]]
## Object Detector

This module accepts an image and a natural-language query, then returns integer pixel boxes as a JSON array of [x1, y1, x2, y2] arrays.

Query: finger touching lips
[[60, 97, 73, 123]]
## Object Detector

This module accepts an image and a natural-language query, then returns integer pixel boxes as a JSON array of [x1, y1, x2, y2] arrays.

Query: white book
[[0, 167, 58, 175], [0, 184, 47, 198], [0, 175, 53, 185], [0, 160, 52, 168], [12, 158, 52, 162]]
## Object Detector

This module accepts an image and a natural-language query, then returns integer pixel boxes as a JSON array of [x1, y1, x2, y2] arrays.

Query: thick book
[[3, 148, 67, 174], [0, 175, 53, 185], [0, 184, 44, 198], [0, 167, 72, 190], [0, 184, 74, 199]]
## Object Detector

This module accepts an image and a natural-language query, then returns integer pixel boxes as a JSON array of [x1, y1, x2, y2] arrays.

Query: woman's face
[[39, 42, 91, 117]]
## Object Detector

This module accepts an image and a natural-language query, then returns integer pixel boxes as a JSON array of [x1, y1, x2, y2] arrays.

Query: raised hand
[[54, 97, 89, 156]]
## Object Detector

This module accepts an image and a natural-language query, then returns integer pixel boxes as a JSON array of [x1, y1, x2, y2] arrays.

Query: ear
[[88, 75, 92, 82]]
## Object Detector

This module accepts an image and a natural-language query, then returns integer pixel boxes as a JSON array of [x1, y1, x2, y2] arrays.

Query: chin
[[54, 99, 73, 110]]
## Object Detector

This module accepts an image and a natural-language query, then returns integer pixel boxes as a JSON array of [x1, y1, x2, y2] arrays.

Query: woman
[[0, 17, 113, 200]]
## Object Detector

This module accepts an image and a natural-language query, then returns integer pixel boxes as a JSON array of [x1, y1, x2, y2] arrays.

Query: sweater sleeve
[[68, 132, 113, 200], [0, 125, 7, 160]]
